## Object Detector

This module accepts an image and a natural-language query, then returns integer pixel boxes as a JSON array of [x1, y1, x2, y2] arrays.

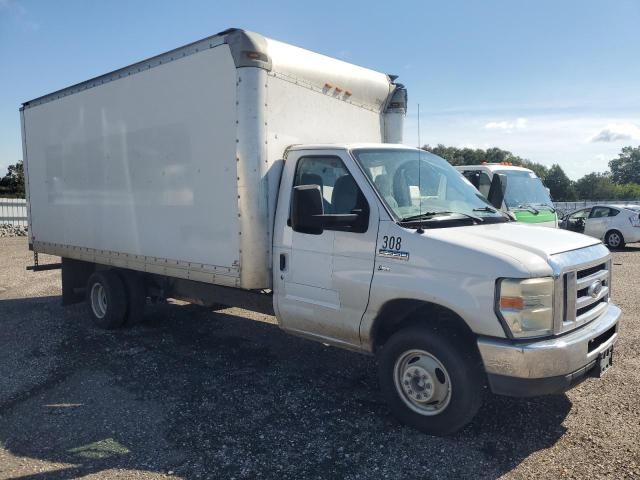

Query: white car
[[560, 204, 640, 248]]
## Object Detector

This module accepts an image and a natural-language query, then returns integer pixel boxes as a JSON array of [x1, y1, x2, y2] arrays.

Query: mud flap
[[61, 258, 95, 306]]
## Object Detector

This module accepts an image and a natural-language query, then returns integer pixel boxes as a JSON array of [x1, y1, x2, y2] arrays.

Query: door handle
[[280, 253, 286, 271]]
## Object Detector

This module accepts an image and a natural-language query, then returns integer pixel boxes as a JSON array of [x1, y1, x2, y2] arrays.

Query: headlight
[[497, 277, 554, 338]]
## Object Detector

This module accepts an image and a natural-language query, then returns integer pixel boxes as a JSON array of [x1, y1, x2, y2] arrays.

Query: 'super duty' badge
[[378, 249, 409, 261]]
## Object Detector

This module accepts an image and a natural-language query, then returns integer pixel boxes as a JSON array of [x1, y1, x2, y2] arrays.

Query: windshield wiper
[[400, 211, 483, 223], [472, 206, 497, 213], [531, 203, 556, 213], [517, 204, 539, 214], [474, 205, 515, 221]]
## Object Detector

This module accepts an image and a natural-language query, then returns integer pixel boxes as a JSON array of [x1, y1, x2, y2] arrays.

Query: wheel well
[[371, 299, 479, 354]]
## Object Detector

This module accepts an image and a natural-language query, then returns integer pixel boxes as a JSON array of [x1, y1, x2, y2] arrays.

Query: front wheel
[[377, 326, 484, 435], [605, 230, 625, 249]]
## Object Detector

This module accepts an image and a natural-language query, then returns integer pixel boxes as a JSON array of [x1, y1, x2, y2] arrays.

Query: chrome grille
[[561, 261, 610, 332]]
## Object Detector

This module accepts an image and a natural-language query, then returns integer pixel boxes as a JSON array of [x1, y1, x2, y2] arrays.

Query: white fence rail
[[554, 200, 640, 216], [2, 197, 639, 227], [0, 198, 28, 226]]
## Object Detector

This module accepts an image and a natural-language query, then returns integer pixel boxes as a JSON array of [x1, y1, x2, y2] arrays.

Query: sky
[[1, 0, 639, 180]]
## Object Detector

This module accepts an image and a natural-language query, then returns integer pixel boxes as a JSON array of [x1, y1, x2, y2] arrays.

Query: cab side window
[[292, 156, 369, 233], [462, 171, 491, 198], [589, 206, 611, 219], [608, 209, 620, 217], [477, 172, 492, 198]]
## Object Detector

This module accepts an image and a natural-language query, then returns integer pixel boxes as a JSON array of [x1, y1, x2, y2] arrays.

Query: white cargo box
[[21, 29, 406, 289]]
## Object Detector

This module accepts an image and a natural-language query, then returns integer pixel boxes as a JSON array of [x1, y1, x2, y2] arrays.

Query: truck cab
[[457, 164, 558, 228], [275, 144, 619, 434]]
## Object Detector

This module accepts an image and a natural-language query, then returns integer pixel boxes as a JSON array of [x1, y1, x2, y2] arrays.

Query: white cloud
[[405, 114, 639, 179], [590, 122, 640, 143], [484, 117, 528, 131]]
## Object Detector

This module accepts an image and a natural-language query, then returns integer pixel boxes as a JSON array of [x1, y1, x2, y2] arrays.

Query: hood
[[422, 222, 601, 276]]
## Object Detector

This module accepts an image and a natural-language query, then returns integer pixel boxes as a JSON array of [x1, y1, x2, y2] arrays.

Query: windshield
[[352, 149, 506, 224], [499, 170, 553, 209]]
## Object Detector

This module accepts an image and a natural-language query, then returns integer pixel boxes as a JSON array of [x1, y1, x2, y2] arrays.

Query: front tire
[[378, 326, 484, 435], [605, 230, 625, 249], [87, 270, 127, 329]]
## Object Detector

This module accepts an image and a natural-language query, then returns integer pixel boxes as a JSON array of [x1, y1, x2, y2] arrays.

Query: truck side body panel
[[23, 45, 243, 286], [22, 30, 402, 291]]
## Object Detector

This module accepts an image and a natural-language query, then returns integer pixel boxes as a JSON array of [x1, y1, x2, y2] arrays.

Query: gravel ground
[[0, 236, 639, 479]]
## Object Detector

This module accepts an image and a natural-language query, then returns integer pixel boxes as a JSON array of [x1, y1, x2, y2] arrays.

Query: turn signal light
[[500, 296, 524, 310]]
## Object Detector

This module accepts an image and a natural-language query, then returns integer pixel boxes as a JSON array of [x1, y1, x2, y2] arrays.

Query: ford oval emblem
[[588, 280, 603, 298]]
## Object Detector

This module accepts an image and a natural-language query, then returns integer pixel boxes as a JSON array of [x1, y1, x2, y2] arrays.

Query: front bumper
[[477, 304, 621, 396]]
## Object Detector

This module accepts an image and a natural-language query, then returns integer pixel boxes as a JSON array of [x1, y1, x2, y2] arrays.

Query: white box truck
[[21, 29, 620, 434]]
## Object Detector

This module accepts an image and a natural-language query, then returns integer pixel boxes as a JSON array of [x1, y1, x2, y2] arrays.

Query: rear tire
[[605, 230, 625, 249], [119, 270, 146, 325], [377, 326, 484, 435], [87, 270, 127, 329]]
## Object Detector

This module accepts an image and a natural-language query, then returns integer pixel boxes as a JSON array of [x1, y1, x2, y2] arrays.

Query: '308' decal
[[378, 236, 409, 261]]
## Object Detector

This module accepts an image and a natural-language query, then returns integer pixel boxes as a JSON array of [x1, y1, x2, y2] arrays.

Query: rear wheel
[[119, 270, 146, 325], [605, 230, 625, 249], [378, 326, 484, 435], [87, 270, 127, 329]]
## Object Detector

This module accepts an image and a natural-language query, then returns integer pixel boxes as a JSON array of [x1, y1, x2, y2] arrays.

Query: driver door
[[273, 150, 379, 348]]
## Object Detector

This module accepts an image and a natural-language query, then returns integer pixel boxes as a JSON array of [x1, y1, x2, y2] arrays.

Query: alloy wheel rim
[[609, 233, 621, 247]]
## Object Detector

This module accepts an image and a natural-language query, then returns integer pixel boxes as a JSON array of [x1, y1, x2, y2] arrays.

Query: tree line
[[422, 144, 640, 201], [0, 161, 25, 198]]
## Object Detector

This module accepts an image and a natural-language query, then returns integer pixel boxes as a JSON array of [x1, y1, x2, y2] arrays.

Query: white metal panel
[[23, 46, 240, 274], [20, 109, 34, 241], [383, 112, 405, 144], [265, 38, 392, 113], [235, 68, 274, 289], [266, 74, 383, 157]]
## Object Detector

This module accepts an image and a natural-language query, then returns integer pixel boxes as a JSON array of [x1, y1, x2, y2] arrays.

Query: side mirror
[[487, 173, 507, 209], [291, 185, 324, 235]]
